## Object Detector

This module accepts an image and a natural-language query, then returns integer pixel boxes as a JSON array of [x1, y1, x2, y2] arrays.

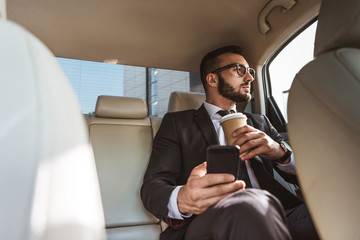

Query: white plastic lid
[[220, 112, 247, 123]]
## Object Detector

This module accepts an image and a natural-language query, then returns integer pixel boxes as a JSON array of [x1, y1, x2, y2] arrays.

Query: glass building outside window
[[57, 58, 203, 117]]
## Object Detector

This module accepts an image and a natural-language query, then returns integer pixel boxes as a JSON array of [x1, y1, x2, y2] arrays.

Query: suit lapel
[[193, 104, 219, 146]]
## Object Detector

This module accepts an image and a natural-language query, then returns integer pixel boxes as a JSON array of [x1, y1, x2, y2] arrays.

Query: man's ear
[[206, 73, 218, 88]]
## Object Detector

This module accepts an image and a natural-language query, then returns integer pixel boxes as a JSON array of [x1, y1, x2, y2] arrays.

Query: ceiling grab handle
[[258, 0, 296, 34]]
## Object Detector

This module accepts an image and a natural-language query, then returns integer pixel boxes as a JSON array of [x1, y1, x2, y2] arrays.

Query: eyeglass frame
[[211, 63, 255, 79]]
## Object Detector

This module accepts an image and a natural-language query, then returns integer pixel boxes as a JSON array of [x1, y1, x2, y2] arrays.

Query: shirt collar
[[203, 102, 237, 120]]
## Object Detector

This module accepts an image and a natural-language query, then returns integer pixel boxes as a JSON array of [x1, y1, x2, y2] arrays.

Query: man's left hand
[[231, 125, 285, 161]]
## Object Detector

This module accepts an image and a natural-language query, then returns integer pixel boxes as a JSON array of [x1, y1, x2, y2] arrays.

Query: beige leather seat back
[[288, 0, 360, 239], [89, 96, 161, 240], [0, 18, 105, 240], [167, 91, 206, 112]]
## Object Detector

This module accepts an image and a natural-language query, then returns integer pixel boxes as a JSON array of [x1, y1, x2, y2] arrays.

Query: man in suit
[[141, 46, 318, 239]]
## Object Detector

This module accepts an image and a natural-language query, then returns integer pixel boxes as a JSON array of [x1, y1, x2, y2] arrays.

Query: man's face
[[217, 73, 251, 102], [215, 53, 254, 102]]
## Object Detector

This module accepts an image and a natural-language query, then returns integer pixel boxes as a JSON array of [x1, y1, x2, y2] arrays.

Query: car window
[[268, 21, 317, 122], [57, 58, 203, 116]]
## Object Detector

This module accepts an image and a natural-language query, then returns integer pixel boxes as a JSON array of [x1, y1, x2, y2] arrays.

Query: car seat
[[0, 13, 105, 240], [287, 0, 360, 239]]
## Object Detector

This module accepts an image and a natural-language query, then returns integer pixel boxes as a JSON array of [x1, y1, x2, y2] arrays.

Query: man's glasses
[[212, 63, 255, 79]]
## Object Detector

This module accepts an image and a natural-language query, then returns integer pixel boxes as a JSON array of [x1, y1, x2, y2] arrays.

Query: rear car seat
[[88, 95, 162, 240], [87, 91, 265, 239]]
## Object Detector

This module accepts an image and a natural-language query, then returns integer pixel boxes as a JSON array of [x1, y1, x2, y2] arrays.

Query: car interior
[[1, 0, 359, 239]]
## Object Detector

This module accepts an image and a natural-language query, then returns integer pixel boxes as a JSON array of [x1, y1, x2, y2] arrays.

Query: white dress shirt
[[167, 102, 296, 220]]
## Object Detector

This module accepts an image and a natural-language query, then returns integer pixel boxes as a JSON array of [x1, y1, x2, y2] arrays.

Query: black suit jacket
[[141, 104, 302, 239]]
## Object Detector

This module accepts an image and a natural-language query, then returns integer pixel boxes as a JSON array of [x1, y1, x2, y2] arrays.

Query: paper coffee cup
[[220, 113, 249, 157]]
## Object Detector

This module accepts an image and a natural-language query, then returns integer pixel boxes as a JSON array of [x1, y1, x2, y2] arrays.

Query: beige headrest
[[95, 95, 148, 119], [315, 0, 360, 56], [167, 91, 206, 112]]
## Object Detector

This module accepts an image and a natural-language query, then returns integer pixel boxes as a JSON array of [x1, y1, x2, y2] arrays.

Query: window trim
[[262, 17, 318, 124]]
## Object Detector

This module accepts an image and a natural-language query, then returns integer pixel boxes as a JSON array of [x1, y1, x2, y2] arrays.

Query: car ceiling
[[6, 0, 321, 72]]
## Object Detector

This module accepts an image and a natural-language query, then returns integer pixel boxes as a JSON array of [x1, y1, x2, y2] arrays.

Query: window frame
[[262, 17, 318, 132]]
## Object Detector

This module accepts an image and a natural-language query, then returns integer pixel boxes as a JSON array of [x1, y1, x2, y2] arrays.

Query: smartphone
[[206, 145, 240, 179]]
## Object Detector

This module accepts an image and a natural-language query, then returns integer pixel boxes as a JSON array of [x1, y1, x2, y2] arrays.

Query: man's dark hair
[[200, 45, 243, 92]]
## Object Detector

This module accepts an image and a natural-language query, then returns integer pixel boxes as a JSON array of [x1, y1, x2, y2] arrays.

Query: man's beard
[[217, 74, 251, 102]]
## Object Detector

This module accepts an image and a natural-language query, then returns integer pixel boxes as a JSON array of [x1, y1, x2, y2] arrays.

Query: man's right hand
[[177, 162, 246, 215]]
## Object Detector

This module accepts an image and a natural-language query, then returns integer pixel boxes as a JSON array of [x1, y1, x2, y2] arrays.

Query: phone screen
[[206, 145, 240, 179]]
